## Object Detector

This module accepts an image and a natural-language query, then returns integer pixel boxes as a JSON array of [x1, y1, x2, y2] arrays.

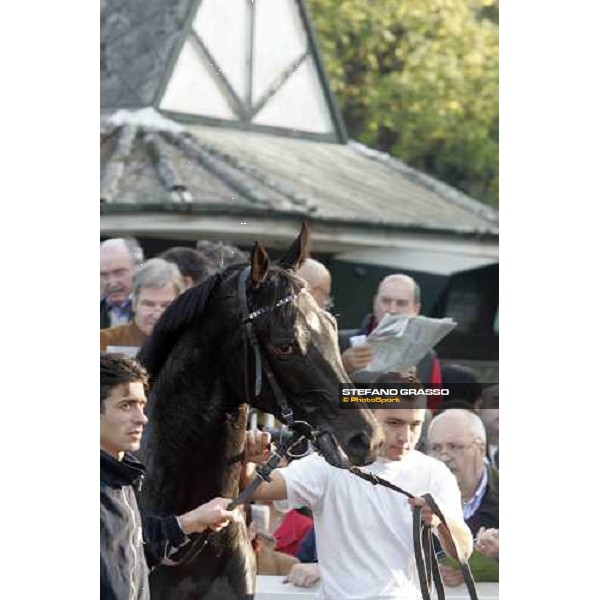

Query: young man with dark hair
[[100, 353, 236, 600], [245, 374, 473, 599]]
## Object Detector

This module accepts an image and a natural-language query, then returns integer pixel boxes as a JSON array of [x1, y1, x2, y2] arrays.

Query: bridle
[[237, 266, 296, 427]]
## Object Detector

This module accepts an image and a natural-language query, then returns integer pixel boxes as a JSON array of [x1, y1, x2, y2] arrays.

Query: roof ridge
[[349, 141, 498, 225], [103, 107, 186, 133], [101, 124, 139, 203]]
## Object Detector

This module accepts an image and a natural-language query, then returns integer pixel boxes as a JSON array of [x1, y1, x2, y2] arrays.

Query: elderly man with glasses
[[426, 409, 499, 587], [100, 237, 144, 328], [100, 258, 184, 354]]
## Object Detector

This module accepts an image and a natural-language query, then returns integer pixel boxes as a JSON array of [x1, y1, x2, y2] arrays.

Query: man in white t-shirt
[[247, 396, 473, 600]]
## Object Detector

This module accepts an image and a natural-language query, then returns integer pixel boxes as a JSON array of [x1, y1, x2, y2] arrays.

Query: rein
[[166, 425, 308, 567]]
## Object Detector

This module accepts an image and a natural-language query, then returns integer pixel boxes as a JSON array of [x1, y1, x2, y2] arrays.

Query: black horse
[[137, 224, 381, 600]]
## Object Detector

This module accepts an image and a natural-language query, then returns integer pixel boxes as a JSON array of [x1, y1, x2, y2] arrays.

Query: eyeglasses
[[427, 440, 479, 456]]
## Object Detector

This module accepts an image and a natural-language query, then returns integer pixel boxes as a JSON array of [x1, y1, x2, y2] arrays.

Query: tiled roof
[[101, 0, 194, 108], [101, 110, 498, 237]]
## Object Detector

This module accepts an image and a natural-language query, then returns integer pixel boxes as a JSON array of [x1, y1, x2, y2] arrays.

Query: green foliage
[[440, 550, 499, 581], [306, 0, 499, 207]]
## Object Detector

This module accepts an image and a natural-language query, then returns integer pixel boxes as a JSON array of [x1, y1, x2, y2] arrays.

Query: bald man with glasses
[[338, 274, 442, 385], [427, 409, 499, 586]]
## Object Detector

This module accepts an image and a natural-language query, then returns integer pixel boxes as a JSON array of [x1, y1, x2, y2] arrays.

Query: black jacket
[[100, 298, 110, 329], [466, 463, 499, 535], [100, 451, 188, 600]]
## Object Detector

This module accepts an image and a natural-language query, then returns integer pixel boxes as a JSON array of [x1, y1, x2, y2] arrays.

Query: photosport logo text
[[338, 385, 449, 409]]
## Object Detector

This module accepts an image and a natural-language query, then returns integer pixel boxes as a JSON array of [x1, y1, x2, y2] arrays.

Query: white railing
[[256, 575, 499, 599]]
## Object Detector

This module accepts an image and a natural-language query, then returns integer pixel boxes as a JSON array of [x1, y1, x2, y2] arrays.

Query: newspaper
[[361, 314, 457, 373]]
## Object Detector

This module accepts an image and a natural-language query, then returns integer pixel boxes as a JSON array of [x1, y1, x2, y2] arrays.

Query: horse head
[[219, 223, 382, 466], [140, 223, 381, 469]]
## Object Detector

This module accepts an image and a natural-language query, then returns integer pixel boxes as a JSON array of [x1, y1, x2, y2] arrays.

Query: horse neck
[[141, 329, 245, 515]]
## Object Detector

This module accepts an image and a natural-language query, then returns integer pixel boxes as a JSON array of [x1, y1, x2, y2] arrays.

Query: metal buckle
[[280, 407, 294, 426]]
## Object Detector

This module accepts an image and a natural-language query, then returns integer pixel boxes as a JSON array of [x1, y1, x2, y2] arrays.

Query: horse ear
[[278, 222, 310, 271], [250, 242, 271, 287]]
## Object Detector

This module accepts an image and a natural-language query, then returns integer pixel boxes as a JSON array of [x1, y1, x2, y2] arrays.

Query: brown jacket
[[100, 322, 146, 353]]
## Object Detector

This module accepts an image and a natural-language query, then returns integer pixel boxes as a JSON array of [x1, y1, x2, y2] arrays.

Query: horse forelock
[[246, 267, 341, 376], [248, 266, 304, 313]]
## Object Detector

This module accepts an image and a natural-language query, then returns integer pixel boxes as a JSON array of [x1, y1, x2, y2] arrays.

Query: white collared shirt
[[463, 467, 488, 521]]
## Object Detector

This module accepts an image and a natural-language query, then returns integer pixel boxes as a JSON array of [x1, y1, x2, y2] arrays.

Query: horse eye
[[275, 343, 294, 356]]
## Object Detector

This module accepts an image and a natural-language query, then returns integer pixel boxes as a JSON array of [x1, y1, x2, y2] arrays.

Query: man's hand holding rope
[[409, 496, 473, 562]]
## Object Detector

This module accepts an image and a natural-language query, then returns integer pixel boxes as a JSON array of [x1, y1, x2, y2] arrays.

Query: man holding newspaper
[[339, 274, 454, 385]]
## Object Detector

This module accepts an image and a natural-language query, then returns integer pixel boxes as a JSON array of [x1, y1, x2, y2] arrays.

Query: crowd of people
[[99, 237, 249, 352], [100, 236, 499, 599]]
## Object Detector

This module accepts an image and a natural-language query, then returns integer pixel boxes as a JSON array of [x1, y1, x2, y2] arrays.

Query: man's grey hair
[[378, 274, 421, 305], [100, 237, 144, 267], [132, 258, 184, 302], [123, 237, 144, 266], [428, 408, 487, 445], [297, 258, 331, 282]]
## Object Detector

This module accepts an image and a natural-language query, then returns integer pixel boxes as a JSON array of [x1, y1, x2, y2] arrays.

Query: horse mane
[[138, 273, 221, 380]]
